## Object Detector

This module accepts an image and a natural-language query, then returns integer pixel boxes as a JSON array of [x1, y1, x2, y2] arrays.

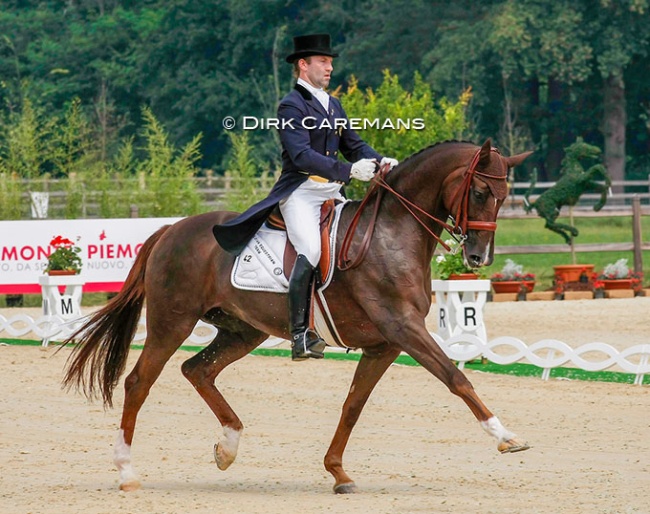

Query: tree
[[223, 130, 269, 213], [0, 97, 53, 181], [135, 106, 204, 217], [486, 0, 593, 178], [340, 70, 471, 198], [586, 0, 650, 187]]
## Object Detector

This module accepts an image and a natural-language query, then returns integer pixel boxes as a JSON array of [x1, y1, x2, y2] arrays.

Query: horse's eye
[[472, 188, 487, 202]]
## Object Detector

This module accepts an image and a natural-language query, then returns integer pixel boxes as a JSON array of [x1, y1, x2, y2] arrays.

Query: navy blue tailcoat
[[213, 84, 382, 255]]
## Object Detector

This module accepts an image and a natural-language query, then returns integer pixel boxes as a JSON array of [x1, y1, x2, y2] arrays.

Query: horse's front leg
[[324, 344, 401, 494], [394, 321, 529, 454]]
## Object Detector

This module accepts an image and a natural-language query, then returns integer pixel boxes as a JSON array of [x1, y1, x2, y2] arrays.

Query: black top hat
[[285, 34, 339, 63]]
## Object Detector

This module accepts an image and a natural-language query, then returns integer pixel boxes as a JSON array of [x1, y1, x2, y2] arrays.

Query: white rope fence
[[1, 313, 649, 385]]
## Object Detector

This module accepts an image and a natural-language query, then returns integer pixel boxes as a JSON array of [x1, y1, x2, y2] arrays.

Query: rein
[[337, 148, 506, 271]]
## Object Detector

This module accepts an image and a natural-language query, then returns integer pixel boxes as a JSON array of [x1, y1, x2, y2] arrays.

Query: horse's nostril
[[469, 255, 483, 267]]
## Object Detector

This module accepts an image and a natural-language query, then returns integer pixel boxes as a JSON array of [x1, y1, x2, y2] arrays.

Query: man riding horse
[[213, 34, 398, 361]]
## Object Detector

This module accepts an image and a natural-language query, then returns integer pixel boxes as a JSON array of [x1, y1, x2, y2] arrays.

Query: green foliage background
[[1, 0, 649, 183]]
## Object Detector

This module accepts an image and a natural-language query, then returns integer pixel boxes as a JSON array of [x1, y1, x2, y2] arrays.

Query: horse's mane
[[356, 140, 477, 205], [395, 139, 476, 172]]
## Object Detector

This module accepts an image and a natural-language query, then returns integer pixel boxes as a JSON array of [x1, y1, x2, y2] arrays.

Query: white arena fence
[[1, 312, 649, 386]]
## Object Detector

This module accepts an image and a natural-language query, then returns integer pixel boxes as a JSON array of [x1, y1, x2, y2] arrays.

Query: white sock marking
[[114, 429, 138, 485], [480, 416, 516, 443], [219, 426, 241, 457]]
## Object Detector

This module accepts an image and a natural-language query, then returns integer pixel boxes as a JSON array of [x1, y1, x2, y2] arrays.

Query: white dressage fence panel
[[1, 312, 649, 385]]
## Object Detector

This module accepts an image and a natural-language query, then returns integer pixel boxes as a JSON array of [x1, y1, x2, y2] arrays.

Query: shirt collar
[[297, 78, 325, 97]]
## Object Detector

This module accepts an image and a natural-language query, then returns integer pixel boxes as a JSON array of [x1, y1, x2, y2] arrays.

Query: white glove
[[350, 158, 377, 182], [380, 156, 399, 171]]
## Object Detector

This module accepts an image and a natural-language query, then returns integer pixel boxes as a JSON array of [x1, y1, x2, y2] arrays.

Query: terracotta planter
[[491, 281, 524, 294], [523, 280, 535, 293], [448, 273, 479, 280], [47, 270, 78, 276], [601, 279, 632, 290], [553, 264, 594, 283]]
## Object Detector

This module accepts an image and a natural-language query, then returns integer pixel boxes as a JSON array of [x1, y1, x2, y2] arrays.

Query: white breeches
[[279, 179, 344, 267]]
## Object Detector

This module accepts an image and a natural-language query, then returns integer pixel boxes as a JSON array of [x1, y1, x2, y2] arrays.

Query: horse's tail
[[61, 224, 171, 408], [523, 169, 538, 212]]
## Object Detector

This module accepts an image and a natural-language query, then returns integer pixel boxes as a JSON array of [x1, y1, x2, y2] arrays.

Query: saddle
[[265, 199, 337, 282]]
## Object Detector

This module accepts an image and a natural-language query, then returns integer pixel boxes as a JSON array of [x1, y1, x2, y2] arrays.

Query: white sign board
[[0, 217, 182, 293]]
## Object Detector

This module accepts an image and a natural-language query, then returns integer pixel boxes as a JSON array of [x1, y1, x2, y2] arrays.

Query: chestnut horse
[[63, 139, 532, 493]]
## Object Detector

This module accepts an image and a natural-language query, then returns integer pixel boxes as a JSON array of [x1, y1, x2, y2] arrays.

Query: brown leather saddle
[[265, 199, 337, 282]]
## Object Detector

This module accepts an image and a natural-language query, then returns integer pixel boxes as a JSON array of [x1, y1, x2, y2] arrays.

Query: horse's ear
[[505, 150, 534, 168], [478, 138, 492, 166]]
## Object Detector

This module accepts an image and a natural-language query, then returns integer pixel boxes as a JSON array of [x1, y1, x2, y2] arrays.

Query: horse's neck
[[340, 144, 470, 267], [374, 175, 447, 262], [380, 149, 463, 238]]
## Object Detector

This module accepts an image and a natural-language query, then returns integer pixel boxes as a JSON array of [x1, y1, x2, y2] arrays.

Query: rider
[[213, 33, 398, 361]]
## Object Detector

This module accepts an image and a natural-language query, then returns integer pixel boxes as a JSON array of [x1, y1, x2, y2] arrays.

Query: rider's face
[[299, 56, 333, 90]]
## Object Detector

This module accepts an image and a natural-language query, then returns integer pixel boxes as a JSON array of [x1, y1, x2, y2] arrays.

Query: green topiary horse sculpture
[[524, 138, 611, 244]]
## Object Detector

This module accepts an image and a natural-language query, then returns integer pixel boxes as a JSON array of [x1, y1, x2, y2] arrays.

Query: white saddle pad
[[231, 226, 289, 292], [231, 202, 346, 293]]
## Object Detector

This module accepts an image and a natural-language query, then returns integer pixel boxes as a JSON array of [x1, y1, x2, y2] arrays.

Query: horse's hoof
[[333, 482, 358, 494], [498, 438, 530, 454], [214, 443, 235, 470], [119, 479, 141, 492]]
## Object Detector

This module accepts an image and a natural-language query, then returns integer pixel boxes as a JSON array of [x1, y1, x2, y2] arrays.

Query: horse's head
[[444, 139, 532, 268]]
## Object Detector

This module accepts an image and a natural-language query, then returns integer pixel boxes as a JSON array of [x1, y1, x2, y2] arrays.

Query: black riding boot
[[288, 254, 326, 361]]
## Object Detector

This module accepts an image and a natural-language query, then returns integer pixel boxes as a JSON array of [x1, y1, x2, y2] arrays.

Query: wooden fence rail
[[494, 196, 648, 273], [5, 174, 650, 272], [507, 178, 650, 208], [4, 174, 650, 220]]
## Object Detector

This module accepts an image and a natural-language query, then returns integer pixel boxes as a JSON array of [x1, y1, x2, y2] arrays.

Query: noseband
[[338, 147, 507, 271]]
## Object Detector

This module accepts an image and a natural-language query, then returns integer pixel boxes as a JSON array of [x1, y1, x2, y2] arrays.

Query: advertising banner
[[0, 217, 182, 294]]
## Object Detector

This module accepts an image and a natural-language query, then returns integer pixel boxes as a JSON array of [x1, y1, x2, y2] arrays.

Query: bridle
[[448, 147, 505, 235], [338, 147, 507, 271]]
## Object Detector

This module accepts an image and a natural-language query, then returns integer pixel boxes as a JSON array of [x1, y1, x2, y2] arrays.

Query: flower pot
[[491, 281, 524, 294], [601, 279, 632, 290], [523, 280, 535, 293], [553, 264, 594, 283], [448, 273, 479, 280], [47, 270, 78, 276]]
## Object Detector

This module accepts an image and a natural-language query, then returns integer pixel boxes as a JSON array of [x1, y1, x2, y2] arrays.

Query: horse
[[62, 139, 532, 493], [524, 138, 611, 244]]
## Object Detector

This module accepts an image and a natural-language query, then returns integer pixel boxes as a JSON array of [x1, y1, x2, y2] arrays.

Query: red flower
[[50, 235, 74, 248]]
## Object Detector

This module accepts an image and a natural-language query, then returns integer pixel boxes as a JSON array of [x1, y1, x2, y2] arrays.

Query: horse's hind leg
[[324, 344, 401, 494], [115, 329, 188, 491], [181, 315, 267, 471]]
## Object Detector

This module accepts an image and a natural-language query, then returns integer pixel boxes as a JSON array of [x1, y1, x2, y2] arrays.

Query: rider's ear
[[505, 150, 534, 168]]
